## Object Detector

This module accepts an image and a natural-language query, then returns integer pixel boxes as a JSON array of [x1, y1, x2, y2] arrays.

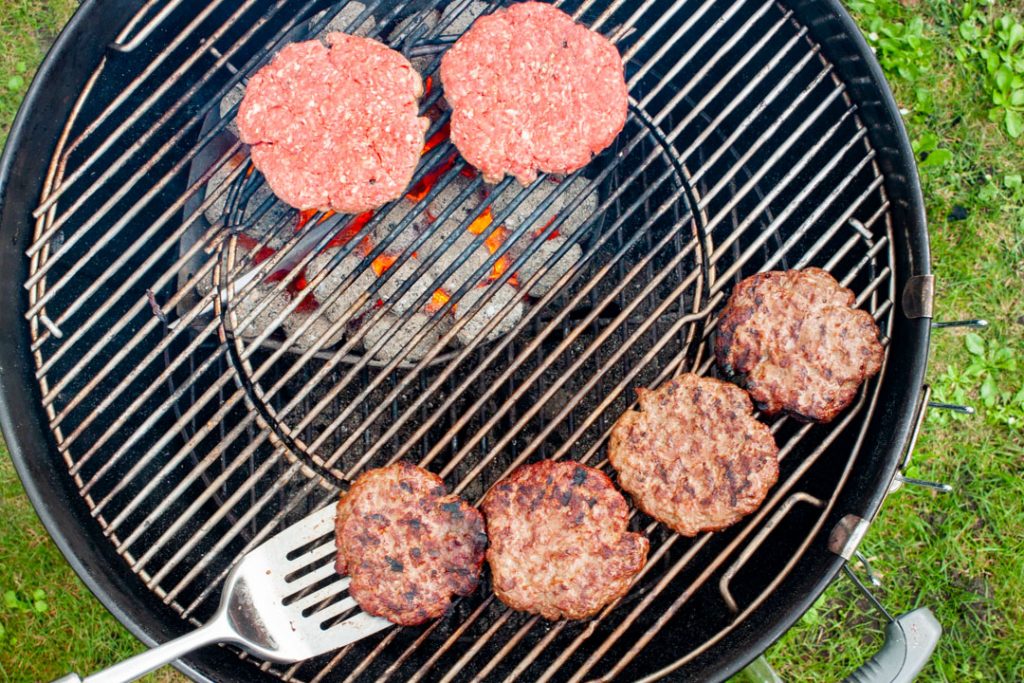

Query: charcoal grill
[[1, 0, 939, 680]]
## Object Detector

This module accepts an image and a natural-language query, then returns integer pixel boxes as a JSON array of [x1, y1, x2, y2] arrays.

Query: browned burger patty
[[481, 460, 648, 620], [440, 2, 628, 184], [334, 462, 487, 625], [238, 33, 428, 213], [608, 374, 779, 537], [715, 268, 884, 422]]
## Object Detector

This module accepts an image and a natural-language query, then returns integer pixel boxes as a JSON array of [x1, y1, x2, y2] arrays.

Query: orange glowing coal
[[371, 252, 398, 277], [426, 288, 451, 313], [467, 207, 493, 235], [407, 152, 458, 202], [325, 210, 374, 250], [295, 208, 318, 231], [296, 208, 338, 232], [422, 120, 451, 157], [532, 214, 560, 240]]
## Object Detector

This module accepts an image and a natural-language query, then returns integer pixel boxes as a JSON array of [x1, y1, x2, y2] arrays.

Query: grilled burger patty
[[608, 374, 779, 537], [440, 2, 628, 184], [238, 33, 428, 213], [481, 460, 649, 620], [334, 462, 487, 625], [715, 268, 884, 422]]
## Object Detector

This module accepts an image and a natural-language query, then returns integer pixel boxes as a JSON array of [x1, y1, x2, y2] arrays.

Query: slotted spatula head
[[214, 504, 392, 663]]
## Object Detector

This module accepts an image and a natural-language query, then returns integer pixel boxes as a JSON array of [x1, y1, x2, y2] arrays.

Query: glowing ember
[[325, 210, 374, 250], [235, 234, 277, 265], [422, 120, 451, 156], [532, 214, 560, 240], [490, 254, 512, 281], [467, 207, 494, 235], [483, 225, 509, 254], [294, 291, 318, 313], [297, 208, 338, 232], [371, 253, 399, 276], [426, 288, 451, 313], [406, 152, 458, 202], [253, 246, 276, 265], [296, 208, 319, 231]]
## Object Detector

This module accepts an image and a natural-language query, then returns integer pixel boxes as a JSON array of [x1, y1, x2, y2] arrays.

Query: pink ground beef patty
[[238, 33, 429, 213], [440, 2, 629, 185]]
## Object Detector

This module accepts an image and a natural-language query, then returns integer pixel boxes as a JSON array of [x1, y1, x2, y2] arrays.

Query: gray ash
[[454, 284, 524, 346], [283, 310, 346, 351], [378, 258, 436, 315], [362, 312, 449, 363], [494, 174, 600, 240], [231, 284, 290, 339], [512, 237, 583, 298], [307, 252, 376, 323]]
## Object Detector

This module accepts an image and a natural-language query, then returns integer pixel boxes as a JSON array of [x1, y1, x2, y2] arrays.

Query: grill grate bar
[[37, 0, 761, 481], [672, 33, 820, 177], [157, 116, 688, 501], [117, 136, 683, 583], [84, 364, 239, 505], [630, 0, 758, 96], [712, 150, 880, 286], [392, 124, 863, 491], [308, 249, 886, 683], [314, 161, 695, 473], [432, 610, 515, 683], [29, 0, 376, 229], [25, 0, 417, 320]]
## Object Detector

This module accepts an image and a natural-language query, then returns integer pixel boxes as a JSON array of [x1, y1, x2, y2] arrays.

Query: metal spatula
[[53, 505, 392, 683]]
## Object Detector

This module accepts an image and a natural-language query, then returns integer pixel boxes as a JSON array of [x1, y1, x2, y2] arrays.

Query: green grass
[[0, 447, 185, 682], [0, 0, 76, 148], [0, 1, 1022, 681]]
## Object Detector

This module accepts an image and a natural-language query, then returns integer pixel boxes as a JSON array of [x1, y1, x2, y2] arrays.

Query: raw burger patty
[[715, 268, 884, 422], [481, 460, 648, 620], [334, 462, 487, 625], [440, 2, 628, 184], [608, 374, 779, 537], [238, 33, 428, 213]]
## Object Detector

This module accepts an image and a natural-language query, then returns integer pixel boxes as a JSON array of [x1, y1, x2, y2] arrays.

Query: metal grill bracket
[[901, 274, 934, 319], [828, 514, 870, 561]]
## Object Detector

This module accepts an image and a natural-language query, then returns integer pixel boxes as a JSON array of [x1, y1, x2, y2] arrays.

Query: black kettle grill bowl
[[0, 0, 930, 681]]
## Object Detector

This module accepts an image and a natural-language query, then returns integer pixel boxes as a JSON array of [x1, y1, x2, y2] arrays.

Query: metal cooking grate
[[25, 0, 896, 680]]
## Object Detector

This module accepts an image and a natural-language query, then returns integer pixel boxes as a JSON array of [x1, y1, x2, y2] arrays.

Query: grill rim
[[0, 1, 930, 682]]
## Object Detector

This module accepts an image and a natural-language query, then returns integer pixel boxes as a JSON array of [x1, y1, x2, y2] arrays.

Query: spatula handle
[[52, 618, 231, 683]]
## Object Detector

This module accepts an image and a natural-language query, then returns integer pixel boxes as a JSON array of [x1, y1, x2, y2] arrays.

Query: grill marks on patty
[[608, 375, 780, 537], [440, 2, 628, 184], [715, 268, 884, 422], [481, 460, 649, 620], [334, 462, 486, 625], [238, 33, 428, 213]]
